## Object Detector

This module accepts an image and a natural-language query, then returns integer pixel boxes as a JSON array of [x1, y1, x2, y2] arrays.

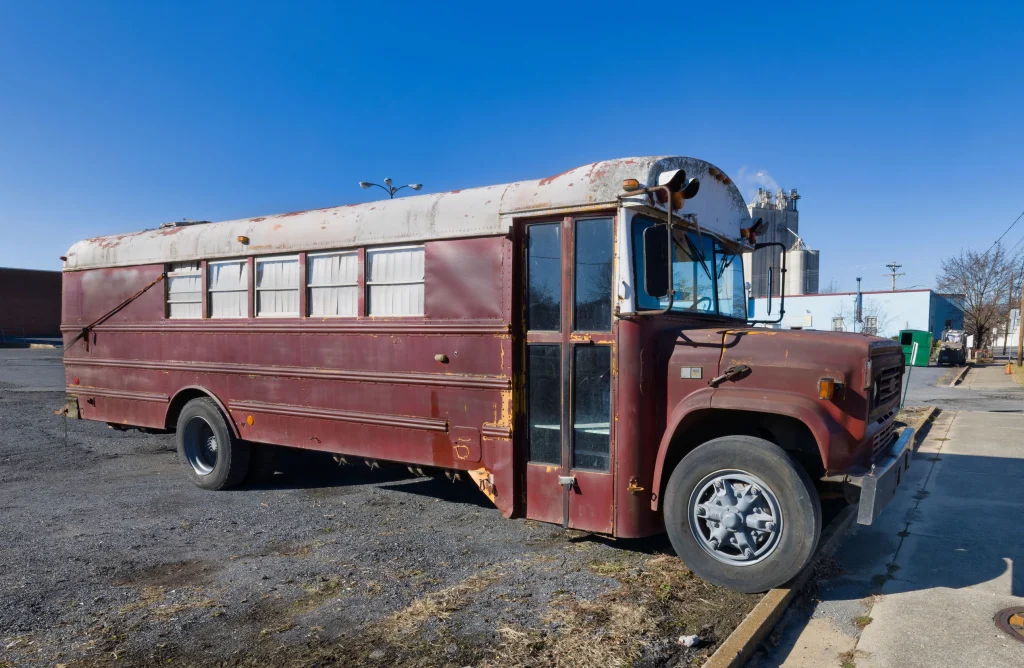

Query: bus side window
[[166, 262, 202, 319], [366, 246, 425, 316], [307, 251, 358, 317], [255, 255, 300, 317], [208, 260, 249, 318]]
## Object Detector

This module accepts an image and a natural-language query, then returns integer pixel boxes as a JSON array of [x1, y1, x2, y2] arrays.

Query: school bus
[[61, 156, 911, 592]]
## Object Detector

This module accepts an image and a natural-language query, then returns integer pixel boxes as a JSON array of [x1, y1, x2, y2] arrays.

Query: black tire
[[176, 397, 250, 490], [244, 443, 279, 485], [663, 436, 822, 593]]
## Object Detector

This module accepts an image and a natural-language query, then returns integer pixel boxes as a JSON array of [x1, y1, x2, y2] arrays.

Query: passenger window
[[255, 256, 300, 317], [166, 261, 202, 319], [366, 246, 424, 316], [574, 218, 613, 331], [527, 223, 561, 331], [208, 260, 249, 318], [307, 251, 358, 317]]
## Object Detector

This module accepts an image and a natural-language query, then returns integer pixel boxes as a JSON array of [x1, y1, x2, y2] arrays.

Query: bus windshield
[[632, 215, 747, 319]]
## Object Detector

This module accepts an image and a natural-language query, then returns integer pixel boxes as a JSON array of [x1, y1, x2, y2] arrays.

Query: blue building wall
[[749, 290, 963, 339]]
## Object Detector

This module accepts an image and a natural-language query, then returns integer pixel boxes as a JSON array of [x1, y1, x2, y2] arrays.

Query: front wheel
[[663, 436, 822, 593]]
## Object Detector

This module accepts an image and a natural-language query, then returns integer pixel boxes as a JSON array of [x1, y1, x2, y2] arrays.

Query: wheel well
[[658, 409, 822, 502], [165, 388, 234, 434]]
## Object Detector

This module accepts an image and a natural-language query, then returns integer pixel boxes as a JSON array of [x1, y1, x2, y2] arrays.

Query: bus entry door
[[522, 216, 615, 534]]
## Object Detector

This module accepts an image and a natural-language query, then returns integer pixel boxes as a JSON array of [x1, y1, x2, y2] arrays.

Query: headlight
[[863, 358, 873, 391]]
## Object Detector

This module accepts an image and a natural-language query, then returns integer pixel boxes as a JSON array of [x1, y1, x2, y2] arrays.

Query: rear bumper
[[849, 427, 913, 525]]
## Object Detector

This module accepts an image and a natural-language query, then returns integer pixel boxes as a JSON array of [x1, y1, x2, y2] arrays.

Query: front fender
[[650, 387, 844, 510]]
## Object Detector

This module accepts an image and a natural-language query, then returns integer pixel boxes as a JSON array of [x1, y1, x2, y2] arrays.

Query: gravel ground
[[0, 351, 758, 667]]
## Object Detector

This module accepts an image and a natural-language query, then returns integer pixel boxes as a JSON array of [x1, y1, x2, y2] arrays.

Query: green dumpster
[[899, 329, 931, 367]]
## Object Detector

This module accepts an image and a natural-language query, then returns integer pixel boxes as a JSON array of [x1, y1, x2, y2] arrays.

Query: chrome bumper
[[850, 427, 913, 525]]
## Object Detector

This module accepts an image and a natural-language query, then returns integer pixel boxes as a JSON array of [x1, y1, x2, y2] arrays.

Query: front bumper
[[849, 427, 913, 525]]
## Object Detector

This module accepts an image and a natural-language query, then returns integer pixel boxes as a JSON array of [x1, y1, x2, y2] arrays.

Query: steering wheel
[[697, 296, 713, 311]]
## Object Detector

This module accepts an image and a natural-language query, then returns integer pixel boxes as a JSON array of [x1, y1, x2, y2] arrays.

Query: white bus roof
[[65, 156, 751, 271]]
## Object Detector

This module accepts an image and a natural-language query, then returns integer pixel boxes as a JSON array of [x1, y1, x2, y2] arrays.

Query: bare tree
[[831, 297, 893, 336], [820, 278, 841, 294], [936, 244, 1016, 350]]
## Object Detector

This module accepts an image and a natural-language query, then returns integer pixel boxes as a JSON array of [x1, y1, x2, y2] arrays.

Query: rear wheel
[[664, 436, 821, 593], [176, 397, 250, 490]]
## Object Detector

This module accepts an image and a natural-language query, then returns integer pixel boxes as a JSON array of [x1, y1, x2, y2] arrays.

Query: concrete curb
[[948, 365, 970, 387], [704, 410, 938, 668], [906, 405, 940, 439]]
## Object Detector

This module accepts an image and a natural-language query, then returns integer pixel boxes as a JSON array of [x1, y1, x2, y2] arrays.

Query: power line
[[985, 208, 1024, 256]]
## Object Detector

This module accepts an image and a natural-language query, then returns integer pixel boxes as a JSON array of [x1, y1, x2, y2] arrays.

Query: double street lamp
[[358, 178, 423, 199]]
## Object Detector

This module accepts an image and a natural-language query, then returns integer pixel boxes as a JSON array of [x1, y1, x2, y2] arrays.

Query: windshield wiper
[[679, 235, 712, 281]]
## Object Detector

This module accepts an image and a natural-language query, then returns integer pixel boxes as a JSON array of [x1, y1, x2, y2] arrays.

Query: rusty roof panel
[[64, 156, 751, 271]]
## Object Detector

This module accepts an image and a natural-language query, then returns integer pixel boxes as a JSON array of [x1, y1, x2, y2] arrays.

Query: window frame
[[365, 244, 426, 317], [165, 261, 203, 320], [253, 254, 301, 318], [832, 317, 845, 332], [306, 249, 360, 318], [629, 215, 744, 319], [207, 258, 250, 319]]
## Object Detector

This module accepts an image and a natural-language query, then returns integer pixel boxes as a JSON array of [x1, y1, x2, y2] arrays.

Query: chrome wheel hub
[[183, 417, 218, 476], [688, 470, 782, 565]]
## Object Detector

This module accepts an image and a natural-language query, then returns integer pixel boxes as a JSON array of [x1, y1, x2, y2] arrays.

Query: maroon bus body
[[63, 214, 902, 542]]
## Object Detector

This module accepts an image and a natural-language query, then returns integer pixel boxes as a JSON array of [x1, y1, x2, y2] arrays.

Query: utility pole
[[1017, 273, 1024, 366], [1005, 271, 1014, 358], [885, 262, 905, 291]]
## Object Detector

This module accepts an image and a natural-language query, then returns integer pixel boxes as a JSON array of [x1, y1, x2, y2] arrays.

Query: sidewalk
[[751, 408, 1024, 667], [961, 362, 1022, 392]]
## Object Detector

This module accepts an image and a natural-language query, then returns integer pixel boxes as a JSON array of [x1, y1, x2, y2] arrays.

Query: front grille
[[874, 364, 903, 409], [872, 417, 897, 458]]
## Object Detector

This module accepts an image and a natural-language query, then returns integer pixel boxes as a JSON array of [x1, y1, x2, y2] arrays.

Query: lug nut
[[743, 548, 754, 558], [765, 522, 775, 531], [695, 507, 705, 517], [709, 538, 719, 549]]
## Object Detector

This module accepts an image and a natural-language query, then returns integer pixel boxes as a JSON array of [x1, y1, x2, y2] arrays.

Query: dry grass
[[384, 570, 506, 634], [482, 555, 756, 668], [1010, 363, 1024, 388]]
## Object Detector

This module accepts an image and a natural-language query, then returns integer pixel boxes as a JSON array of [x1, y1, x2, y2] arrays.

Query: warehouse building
[[0, 267, 62, 339]]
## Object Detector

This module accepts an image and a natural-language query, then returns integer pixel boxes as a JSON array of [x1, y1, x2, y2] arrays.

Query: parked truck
[[61, 156, 911, 593], [936, 329, 967, 366]]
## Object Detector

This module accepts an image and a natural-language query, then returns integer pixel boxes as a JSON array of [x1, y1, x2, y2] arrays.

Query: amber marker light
[[622, 178, 641, 191], [246, 415, 254, 426], [818, 377, 835, 401], [237, 236, 250, 244]]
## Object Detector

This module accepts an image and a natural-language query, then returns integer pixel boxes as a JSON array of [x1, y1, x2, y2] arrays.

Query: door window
[[573, 218, 613, 331], [572, 345, 611, 471], [526, 224, 561, 331], [526, 345, 562, 465]]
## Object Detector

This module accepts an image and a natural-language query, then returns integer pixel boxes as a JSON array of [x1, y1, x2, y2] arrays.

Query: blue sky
[[1, 1, 1021, 292]]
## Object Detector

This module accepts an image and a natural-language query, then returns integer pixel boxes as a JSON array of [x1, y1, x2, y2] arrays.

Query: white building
[[749, 289, 965, 340]]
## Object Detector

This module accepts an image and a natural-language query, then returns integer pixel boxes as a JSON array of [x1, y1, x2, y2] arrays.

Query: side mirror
[[643, 225, 670, 298]]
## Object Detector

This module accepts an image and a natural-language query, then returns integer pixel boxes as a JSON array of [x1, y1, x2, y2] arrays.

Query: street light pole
[[358, 178, 423, 199]]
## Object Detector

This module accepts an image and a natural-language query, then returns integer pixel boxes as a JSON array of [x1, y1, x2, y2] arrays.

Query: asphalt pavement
[[0, 349, 755, 667]]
